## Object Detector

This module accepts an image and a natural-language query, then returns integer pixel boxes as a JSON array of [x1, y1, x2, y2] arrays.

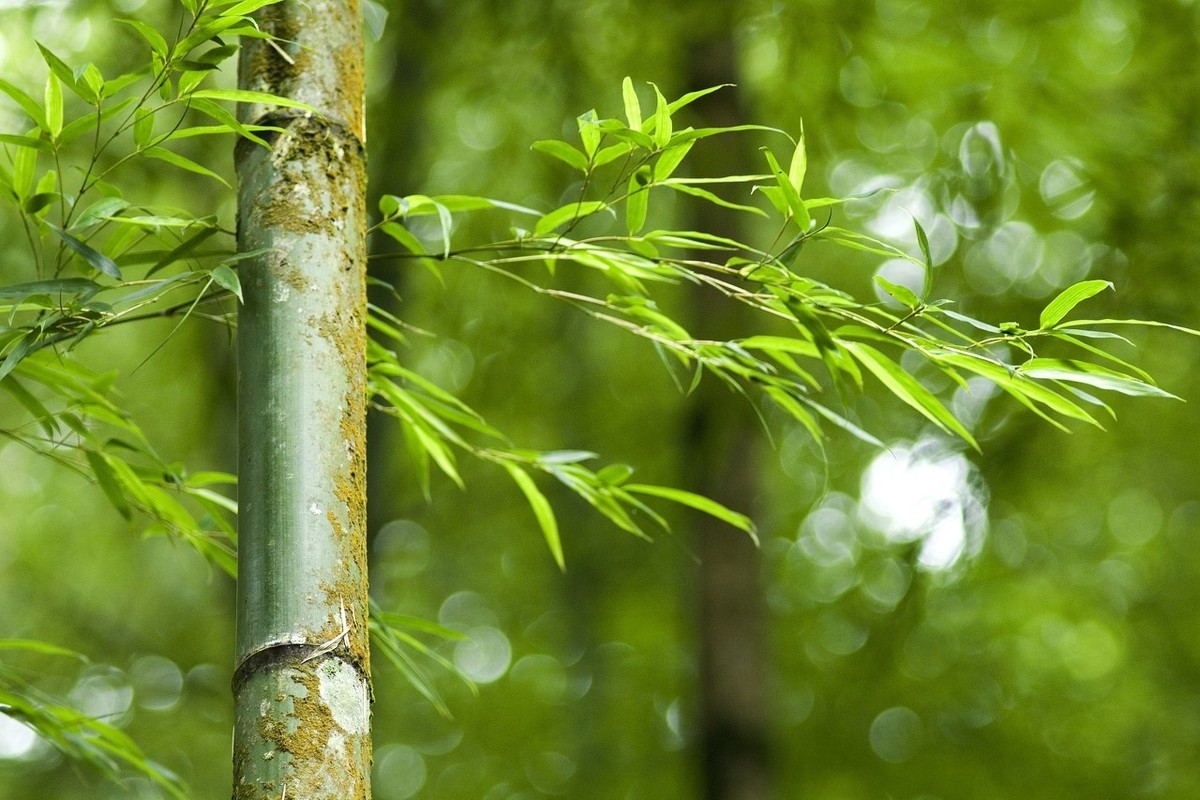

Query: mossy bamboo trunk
[[232, 2, 371, 798]]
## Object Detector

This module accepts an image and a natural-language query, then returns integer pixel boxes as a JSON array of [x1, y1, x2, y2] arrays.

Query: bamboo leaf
[[874, 275, 921, 309], [531, 139, 588, 172], [210, 264, 243, 302], [842, 340, 978, 448], [0, 78, 48, 130], [501, 462, 564, 570], [189, 88, 318, 114], [0, 132, 50, 153], [651, 83, 672, 147], [762, 147, 811, 231], [115, 19, 168, 56], [622, 76, 642, 130], [44, 74, 62, 139], [913, 217, 933, 299], [1020, 357, 1179, 398], [45, 223, 121, 279], [625, 166, 651, 234], [577, 109, 600, 157], [85, 450, 133, 520], [1038, 279, 1113, 329], [624, 483, 758, 543], [787, 124, 807, 196], [653, 139, 694, 182], [142, 146, 230, 187], [533, 200, 608, 236]]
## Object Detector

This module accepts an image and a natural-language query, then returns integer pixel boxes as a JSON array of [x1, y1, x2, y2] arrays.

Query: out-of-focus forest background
[[2, 0, 1200, 798]]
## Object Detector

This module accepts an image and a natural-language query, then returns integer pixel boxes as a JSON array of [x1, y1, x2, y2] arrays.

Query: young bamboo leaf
[[841, 339, 978, 448], [624, 483, 758, 543], [142, 146, 230, 187], [762, 147, 811, 231], [0, 78, 48, 130], [622, 76, 642, 131], [501, 462, 564, 570], [45, 223, 121, 279], [653, 139, 694, 182], [115, 19, 169, 57], [577, 109, 601, 157], [1020, 357, 1178, 398], [533, 201, 608, 236], [85, 451, 133, 520], [44, 74, 62, 139], [913, 217, 933, 299], [787, 124, 807, 196], [0, 133, 50, 153], [1038, 279, 1113, 329], [652, 83, 672, 147], [72, 197, 130, 231], [210, 265, 243, 302], [875, 275, 921, 309], [625, 166, 651, 234], [189, 88, 318, 114], [531, 139, 589, 172]]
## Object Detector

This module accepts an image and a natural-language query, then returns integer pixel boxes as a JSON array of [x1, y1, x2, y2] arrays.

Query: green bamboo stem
[[232, 2, 371, 798]]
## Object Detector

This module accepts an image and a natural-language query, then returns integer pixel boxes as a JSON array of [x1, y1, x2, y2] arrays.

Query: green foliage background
[[2, 1, 1199, 799]]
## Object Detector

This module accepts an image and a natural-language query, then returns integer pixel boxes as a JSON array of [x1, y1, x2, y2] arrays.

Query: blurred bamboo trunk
[[686, 33, 775, 800], [232, 2, 372, 798]]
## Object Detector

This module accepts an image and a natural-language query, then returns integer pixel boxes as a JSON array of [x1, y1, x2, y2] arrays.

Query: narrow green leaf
[[501, 462, 564, 570], [45, 223, 121, 279], [622, 76, 642, 130], [0, 639, 84, 659], [72, 197, 129, 230], [596, 463, 634, 485], [666, 84, 734, 115], [624, 483, 757, 543], [787, 124, 807, 196], [379, 221, 426, 255], [1038, 279, 1114, 329], [81, 63, 104, 97], [531, 139, 589, 172], [625, 166, 651, 234], [1020, 357, 1178, 398], [142, 146, 230, 187], [222, 0, 283, 16], [536, 450, 599, 464], [0, 79, 48, 130], [0, 133, 50, 153], [913, 217, 933, 299], [85, 451, 133, 520], [2, 376, 57, 437], [210, 264, 243, 302], [577, 109, 600, 157], [842, 340, 978, 448], [0, 278, 100, 302], [653, 139, 694, 182], [874, 275, 921, 309], [44, 74, 62, 139], [661, 181, 767, 216], [23, 192, 57, 215], [651, 83, 672, 147], [189, 88, 317, 114], [115, 19, 169, 57], [533, 200, 608, 236], [762, 147, 811, 231]]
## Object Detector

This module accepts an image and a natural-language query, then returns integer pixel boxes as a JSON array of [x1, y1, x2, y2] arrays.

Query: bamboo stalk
[[233, 2, 371, 798]]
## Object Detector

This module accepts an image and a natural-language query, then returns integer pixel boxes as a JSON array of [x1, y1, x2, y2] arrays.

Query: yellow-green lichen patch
[[249, 664, 369, 799]]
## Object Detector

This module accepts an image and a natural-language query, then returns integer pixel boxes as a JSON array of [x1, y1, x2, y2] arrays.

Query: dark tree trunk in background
[[232, 2, 372, 797], [686, 31, 775, 800]]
